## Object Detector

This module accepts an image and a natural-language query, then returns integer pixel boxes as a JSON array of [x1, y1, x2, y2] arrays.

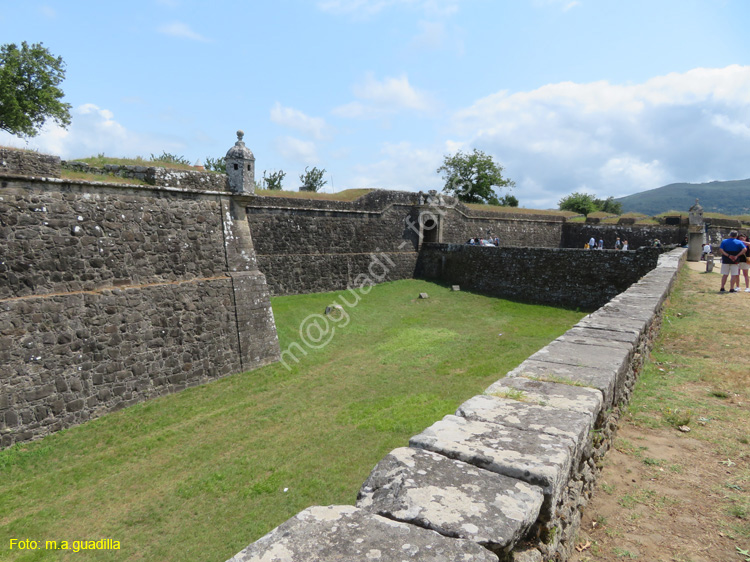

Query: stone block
[[409, 414, 573, 514], [485, 376, 603, 420], [456, 394, 593, 465], [528, 340, 631, 379], [506, 359, 617, 410], [357, 447, 543, 556], [226, 505, 498, 562]]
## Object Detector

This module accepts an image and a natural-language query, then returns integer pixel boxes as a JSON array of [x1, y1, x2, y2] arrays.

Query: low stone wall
[[226, 248, 686, 562], [62, 161, 229, 191], [1, 148, 61, 177], [416, 244, 660, 310], [561, 222, 685, 249]]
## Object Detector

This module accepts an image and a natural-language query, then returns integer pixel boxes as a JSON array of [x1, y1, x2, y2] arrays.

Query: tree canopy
[[260, 170, 285, 190], [558, 192, 623, 215], [437, 148, 515, 205], [299, 166, 327, 192], [0, 42, 71, 137]]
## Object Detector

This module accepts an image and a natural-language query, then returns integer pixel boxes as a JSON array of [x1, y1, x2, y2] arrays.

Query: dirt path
[[570, 260, 750, 562]]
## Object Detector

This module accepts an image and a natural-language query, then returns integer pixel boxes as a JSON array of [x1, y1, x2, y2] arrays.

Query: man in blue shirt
[[719, 230, 747, 293]]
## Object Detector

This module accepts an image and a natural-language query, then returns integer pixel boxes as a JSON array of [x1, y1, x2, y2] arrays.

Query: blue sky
[[2, 0, 749, 209]]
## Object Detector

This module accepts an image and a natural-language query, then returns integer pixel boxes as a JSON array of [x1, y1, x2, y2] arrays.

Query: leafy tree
[[0, 42, 71, 137], [593, 196, 623, 215], [558, 192, 598, 215], [559, 192, 623, 215], [150, 151, 191, 166], [204, 156, 226, 173], [260, 170, 285, 190], [497, 194, 519, 207], [299, 166, 327, 192], [437, 148, 514, 205]]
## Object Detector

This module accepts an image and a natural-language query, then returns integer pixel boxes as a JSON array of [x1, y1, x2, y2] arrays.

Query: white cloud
[[450, 65, 750, 208], [157, 21, 210, 42], [0, 103, 183, 160], [533, 0, 582, 11], [317, 0, 464, 17], [38, 5, 56, 18], [274, 136, 319, 166], [347, 141, 444, 190], [270, 103, 329, 140], [334, 73, 435, 118]]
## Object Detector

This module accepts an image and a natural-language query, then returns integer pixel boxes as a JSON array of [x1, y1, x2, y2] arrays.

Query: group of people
[[718, 230, 750, 293], [467, 236, 500, 247], [585, 236, 629, 250]]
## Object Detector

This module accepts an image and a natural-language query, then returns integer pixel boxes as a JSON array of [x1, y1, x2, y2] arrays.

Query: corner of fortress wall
[[0, 174, 279, 448], [226, 249, 686, 562]]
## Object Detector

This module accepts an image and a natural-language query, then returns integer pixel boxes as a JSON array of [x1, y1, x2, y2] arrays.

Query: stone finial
[[226, 129, 255, 195]]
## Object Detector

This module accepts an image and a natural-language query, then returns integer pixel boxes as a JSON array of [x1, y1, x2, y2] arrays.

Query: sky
[[1, 0, 749, 209]]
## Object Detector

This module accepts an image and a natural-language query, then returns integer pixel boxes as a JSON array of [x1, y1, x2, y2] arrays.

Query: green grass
[[70, 155, 199, 171], [0, 279, 583, 562], [253, 188, 373, 201]]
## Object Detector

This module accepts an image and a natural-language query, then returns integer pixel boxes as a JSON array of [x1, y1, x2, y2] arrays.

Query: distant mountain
[[615, 179, 750, 216]]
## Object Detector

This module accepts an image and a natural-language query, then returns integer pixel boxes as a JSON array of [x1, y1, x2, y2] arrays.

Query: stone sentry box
[[226, 249, 686, 562]]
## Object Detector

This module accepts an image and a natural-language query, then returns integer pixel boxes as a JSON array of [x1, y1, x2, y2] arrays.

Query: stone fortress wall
[[0, 150, 280, 448], [228, 249, 686, 562], [244, 190, 684, 299]]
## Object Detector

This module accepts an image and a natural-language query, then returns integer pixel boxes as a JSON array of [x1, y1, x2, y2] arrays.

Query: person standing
[[738, 233, 750, 292], [719, 230, 747, 293], [622, 240, 629, 251], [588, 236, 596, 250], [615, 237, 622, 250]]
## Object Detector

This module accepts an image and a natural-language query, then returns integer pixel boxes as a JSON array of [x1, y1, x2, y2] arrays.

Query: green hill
[[615, 179, 750, 216]]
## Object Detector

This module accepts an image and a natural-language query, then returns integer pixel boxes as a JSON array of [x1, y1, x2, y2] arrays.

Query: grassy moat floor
[[0, 279, 584, 562]]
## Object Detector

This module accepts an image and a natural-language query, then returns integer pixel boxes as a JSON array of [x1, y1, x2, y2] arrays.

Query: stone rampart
[[416, 244, 660, 310], [1, 148, 61, 178], [561, 222, 684, 249], [62, 161, 229, 191], [0, 177, 279, 448], [226, 248, 686, 562], [246, 193, 571, 296]]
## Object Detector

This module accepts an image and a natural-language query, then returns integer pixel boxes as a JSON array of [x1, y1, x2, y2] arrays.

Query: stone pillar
[[225, 130, 255, 194], [687, 199, 704, 262]]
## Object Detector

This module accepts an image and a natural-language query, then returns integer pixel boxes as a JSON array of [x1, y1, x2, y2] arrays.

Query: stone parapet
[[226, 248, 686, 562], [61, 161, 230, 191], [1, 148, 61, 177]]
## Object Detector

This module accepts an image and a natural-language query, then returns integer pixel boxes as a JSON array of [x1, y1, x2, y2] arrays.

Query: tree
[[497, 194, 519, 207], [204, 156, 226, 173], [260, 170, 285, 190], [150, 151, 191, 166], [299, 166, 327, 192], [437, 148, 514, 205], [0, 42, 71, 137], [558, 192, 623, 215], [593, 196, 623, 215], [558, 192, 598, 215]]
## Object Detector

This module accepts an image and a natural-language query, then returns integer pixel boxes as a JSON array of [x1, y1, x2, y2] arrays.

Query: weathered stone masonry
[[0, 176, 279, 448], [244, 191, 683, 298], [417, 244, 661, 310], [227, 249, 686, 562]]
